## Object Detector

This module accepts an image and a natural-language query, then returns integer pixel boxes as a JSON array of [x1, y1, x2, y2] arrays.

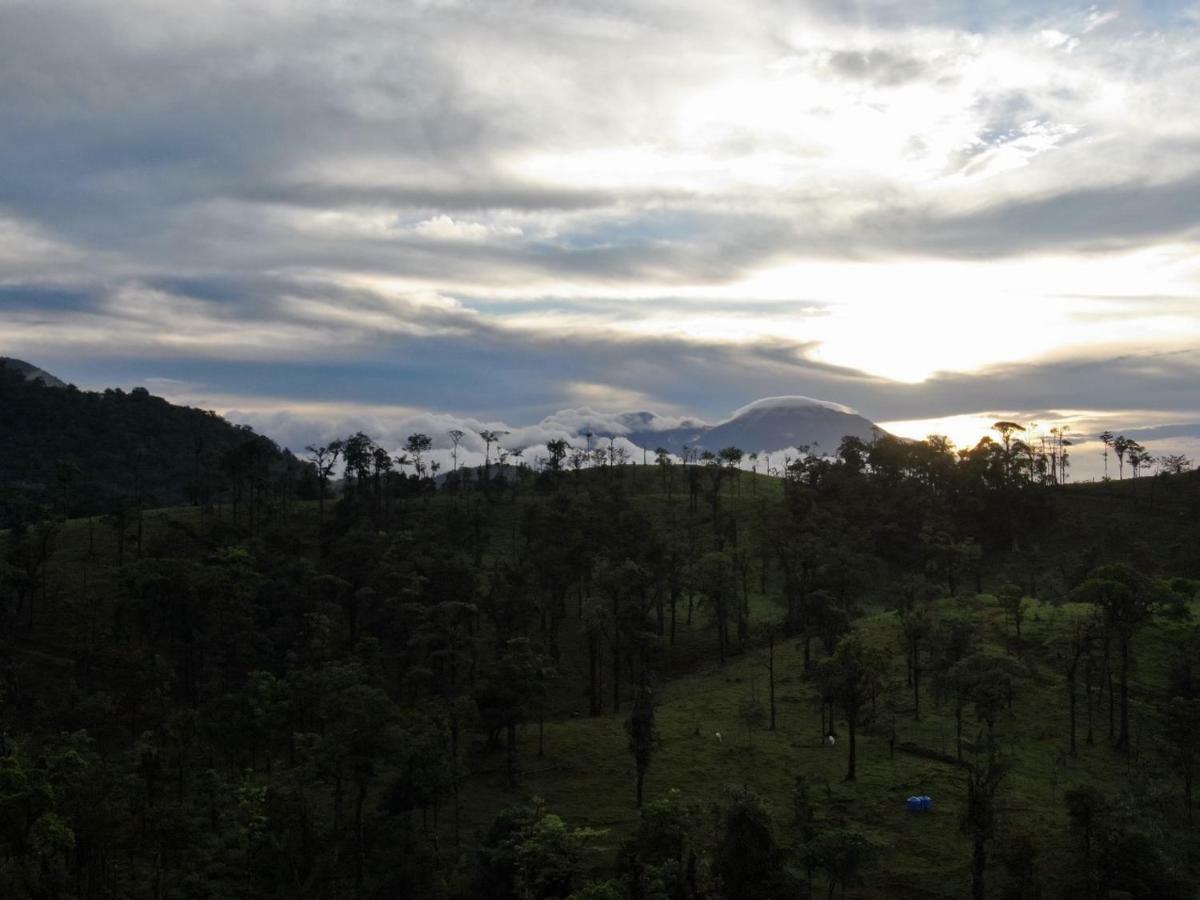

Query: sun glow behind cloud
[[473, 247, 1200, 385], [881, 408, 1200, 479]]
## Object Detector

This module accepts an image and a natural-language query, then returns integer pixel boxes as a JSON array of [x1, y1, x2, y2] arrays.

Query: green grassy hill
[[3, 457, 1200, 898]]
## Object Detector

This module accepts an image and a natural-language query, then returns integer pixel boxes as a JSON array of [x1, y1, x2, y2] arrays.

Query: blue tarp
[[906, 795, 933, 811]]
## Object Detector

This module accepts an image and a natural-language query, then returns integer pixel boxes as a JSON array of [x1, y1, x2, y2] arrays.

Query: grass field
[[447, 586, 1197, 898]]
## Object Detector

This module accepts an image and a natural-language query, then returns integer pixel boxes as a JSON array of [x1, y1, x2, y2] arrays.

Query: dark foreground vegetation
[[0, 364, 315, 526], [3, 379, 1200, 898]]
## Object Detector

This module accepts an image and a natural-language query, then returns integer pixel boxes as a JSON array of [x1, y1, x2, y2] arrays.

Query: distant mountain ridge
[[0, 358, 312, 524], [0, 356, 67, 388], [607, 396, 883, 456]]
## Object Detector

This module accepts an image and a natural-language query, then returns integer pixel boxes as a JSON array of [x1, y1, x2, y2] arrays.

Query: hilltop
[[0, 361, 315, 524], [0, 356, 67, 388]]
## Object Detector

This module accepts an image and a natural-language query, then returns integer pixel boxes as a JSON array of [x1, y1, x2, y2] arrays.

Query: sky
[[2, 0, 1199, 474]]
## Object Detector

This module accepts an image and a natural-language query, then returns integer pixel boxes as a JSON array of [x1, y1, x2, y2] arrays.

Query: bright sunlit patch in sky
[[881, 408, 1200, 481], [880, 413, 1023, 449]]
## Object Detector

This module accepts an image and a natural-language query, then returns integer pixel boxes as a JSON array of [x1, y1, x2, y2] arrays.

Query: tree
[[714, 788, 783, 900], [1164, 696, 1200, 824], [738, 693, 767, 747], [625, 686, 656, 807], [448, 429, 465, 471], [581, 602, 607, 717], [616, 791, 704, 899], [546, 439, 569, 474], [1061, 785, 1190, 899], [481, 429, 510, 490], [962, 654, 1020, 736], [719, 447, 744, 494], [995, 832, 1041, 900], [900, 603, 932, 720], [996, 582, 1027, 650], [1160, 453, 1193, 475], [961, 736, 1009, 900], [340, 431, 374, 499], [1063, 786, 1107, 896], [405, 433, 433, 479], [370, 445, 393, 512], [1072, 564, 1157, 751], [933, 645, 1010, 763], [816, 633, 885, 781], [694, 551, 735, 664], [766, 627, 777, 730], [920, 528, 980, 597], [515, 806, 597, 899], [1127, 442, 1150, 480], [1063, 615, 1098, 756], [1113, 435, 1130, 480], [305, 442, 341, 526], [474, 638, 547, 786], [474, 800, 599, 900], [991, 421, 1027, 551], [299, 663, 404, 897], [7, 516, 60, 631], [654, 447, 674, 498], [594, 557, 652, 712], [810, 829, 873, 900], [1099, 430, 1114, 480]]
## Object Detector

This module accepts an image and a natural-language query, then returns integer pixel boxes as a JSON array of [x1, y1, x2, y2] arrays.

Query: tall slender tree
[[1099, 430, 1114, 480], [626, 686, 656, 807], [817, 633, 885, 781], [448, 429, 465, 471], [305, 441, 342, 526]]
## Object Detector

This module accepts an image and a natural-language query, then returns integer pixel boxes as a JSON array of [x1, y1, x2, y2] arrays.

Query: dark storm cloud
[[858, 174, 1200, 259], [1120, 422, 1200, 441], [0, 285, 105, 315]]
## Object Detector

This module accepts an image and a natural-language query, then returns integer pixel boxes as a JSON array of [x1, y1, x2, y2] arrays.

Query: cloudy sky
[[2, 0, 1199, 472]]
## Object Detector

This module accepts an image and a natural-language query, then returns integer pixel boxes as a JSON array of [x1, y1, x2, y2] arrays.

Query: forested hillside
[[2, 425, 1200, 899], [0, 363, 316, 527]]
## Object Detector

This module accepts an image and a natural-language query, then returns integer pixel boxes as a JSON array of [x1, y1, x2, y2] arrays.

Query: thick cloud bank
[[2, 0, 1198, 454]]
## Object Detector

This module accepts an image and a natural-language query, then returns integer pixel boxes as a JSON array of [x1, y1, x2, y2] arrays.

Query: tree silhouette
[[817, 633, 885, 781], [448, 429, 465, 471], [1165, 696, 1200, 824], [406, 433, 433, 479], [1072, 564, 1157, 752], [305, 441, 342, 526], [961, 736, 1008, 900], [1113, 435, 1130, 479], [1099, 430, 1114, 480], [625, 686, 656, 807]]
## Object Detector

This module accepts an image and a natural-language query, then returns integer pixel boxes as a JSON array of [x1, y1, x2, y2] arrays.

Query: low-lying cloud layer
[[2, 1, 1198, 458]]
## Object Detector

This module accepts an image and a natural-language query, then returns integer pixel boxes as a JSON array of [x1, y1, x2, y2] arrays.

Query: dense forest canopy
[[0, 363, 316, 527], [2, 383, 1200, 899]]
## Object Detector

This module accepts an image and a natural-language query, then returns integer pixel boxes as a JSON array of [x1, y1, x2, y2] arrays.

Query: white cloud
[[410, 214, 524, 241], [1084, 9, 1119, 33], [1035, 29, 1079, 52]]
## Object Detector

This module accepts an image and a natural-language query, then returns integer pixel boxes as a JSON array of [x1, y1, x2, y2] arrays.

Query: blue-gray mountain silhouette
[[614, 396, 883, 455], [0, 356, 67, 388]]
